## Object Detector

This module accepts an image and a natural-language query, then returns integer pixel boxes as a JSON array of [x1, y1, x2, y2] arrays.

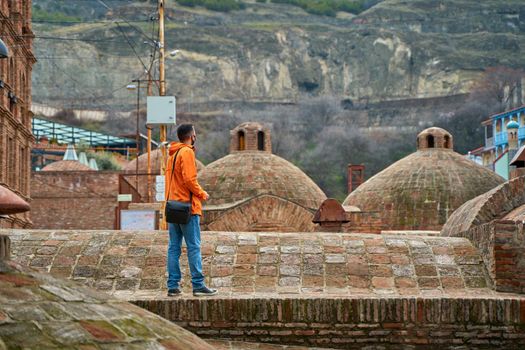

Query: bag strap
[[166, 148, 193, 203]]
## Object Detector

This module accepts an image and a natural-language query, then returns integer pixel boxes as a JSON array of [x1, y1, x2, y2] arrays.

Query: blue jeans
[[167, 215, 205, 290]]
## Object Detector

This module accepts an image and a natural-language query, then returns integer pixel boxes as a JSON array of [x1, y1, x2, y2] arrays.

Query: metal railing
[[494, 132, 507, 146]]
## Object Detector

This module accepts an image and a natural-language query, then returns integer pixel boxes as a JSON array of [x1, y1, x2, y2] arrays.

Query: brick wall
[[135, 297, 525, 349], [203, 195, 317, 232], [344, 211, 384, 233], [30, 171, 120, 229], [457, 219, 525, 294]]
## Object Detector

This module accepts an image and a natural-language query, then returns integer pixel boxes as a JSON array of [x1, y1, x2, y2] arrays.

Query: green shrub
[[32, 8, 81, 22], [176, 0, 244, 12], [87, 151, 122, 170], [270, 0, 366, 17]]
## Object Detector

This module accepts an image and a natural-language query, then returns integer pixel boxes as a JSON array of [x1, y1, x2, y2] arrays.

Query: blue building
[[478, 105, 525, 179]]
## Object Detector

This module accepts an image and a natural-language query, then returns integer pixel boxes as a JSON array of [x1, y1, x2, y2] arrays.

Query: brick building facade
[[0, 1, 36, 228], [31, 171, 120, 230]]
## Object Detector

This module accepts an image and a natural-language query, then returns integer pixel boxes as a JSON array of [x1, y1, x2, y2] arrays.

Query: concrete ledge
[[133, 296, 525, 349]]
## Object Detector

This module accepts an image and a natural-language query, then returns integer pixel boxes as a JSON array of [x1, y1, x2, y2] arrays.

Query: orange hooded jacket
[[165, 142, 206, 216]]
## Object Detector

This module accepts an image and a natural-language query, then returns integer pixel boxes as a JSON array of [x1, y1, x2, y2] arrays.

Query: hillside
[[32, 0, 525, 112]]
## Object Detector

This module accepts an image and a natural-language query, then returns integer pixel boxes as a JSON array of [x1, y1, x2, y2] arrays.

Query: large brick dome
[[343, 127, 505, 230], [199, 122, 326, 211], [199, 152, 326, 210]]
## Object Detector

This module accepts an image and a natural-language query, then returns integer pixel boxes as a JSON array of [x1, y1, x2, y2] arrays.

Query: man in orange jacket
[[165, 124, 217, 296]]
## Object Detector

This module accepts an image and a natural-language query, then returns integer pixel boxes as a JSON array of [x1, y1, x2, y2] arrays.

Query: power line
[[34, 35, 125, 43], [115, 22, 151, 74], [32, 19, 151, 24], [96, 0, 157, 45]]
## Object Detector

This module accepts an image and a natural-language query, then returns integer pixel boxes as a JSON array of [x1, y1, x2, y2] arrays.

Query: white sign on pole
[[147, 96, 176, 124], [117, 194, 133, 202], [155, 182, 165, 193], [155, 175, 166, 202]]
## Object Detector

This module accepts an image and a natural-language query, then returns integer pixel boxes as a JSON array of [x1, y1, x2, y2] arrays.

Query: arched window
[[427, 135, 435, 148], [257, 131, 265, 151], [238, 131, 245, 151], [444, 135, 450, 149]]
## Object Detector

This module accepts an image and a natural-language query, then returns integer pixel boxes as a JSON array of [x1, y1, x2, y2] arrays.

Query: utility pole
[[146, 70, 153, 203], [158, 0, 167, 229], [135, 79, 141, 191]]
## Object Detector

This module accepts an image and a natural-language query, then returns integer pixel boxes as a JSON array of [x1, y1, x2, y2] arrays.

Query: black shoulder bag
[[165, 149, 193, 224]]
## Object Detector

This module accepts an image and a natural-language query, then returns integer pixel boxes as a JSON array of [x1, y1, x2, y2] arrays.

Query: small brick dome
[[123, 149, 205, 173], [41, 160, 92, 171], [507, 120, 520, 129], [230, 122, 271, 153], [199, 122, 325, 210], [344, 127, 504, 230], [417, 127, 453, 150]]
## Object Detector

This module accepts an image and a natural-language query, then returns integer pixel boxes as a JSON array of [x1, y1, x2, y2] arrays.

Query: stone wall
[[454, 219, 525, 294], [30, 171, 120, 229]]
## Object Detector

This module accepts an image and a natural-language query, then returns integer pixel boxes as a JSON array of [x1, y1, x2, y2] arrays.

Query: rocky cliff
[[32, 0, 525, 118]]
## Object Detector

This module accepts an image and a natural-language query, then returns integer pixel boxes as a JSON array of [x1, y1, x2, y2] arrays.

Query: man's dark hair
[[177, 124, 194, 141]]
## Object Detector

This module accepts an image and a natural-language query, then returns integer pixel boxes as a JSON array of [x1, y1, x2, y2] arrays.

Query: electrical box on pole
[[147, 96, 176, 124]]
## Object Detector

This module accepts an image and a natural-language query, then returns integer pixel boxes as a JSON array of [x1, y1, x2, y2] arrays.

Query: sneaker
[[193, 286, 218, 296], [167, 288, 181, 296]]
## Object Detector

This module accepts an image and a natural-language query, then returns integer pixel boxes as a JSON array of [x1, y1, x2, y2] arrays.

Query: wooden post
[[159, 0, 167, 230]]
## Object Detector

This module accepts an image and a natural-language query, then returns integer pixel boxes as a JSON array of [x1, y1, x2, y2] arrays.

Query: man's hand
[[202, 191, 210, 201]]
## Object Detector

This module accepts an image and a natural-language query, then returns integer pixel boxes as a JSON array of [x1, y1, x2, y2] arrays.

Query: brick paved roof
[[123, 149, 205, 173], [41, 160, 93, 171], [0, 257, 213, 349], [199, 152, 326, 210], [8, 230, 501, 299], [344, 138, 504, 230]]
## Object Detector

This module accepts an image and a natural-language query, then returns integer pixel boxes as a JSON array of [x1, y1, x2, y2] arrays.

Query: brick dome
[[123, 149, 204, 173], [41, 160, 92, 171], [199, 152, 326, 210], [344, 128, 504, 230], [199, 122, 325, 210], [0, 257, 214, 349]]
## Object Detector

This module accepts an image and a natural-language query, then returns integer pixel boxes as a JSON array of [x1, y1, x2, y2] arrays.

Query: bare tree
[[470, 66, 524, 111]]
